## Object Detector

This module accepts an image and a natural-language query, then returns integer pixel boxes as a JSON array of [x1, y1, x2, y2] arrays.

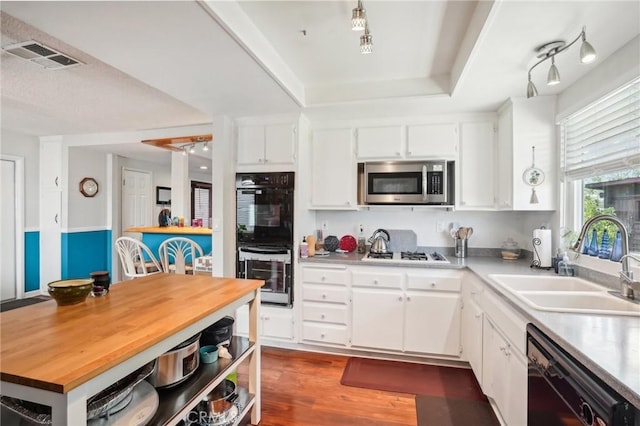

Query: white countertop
[[300, 253, 640, 407]]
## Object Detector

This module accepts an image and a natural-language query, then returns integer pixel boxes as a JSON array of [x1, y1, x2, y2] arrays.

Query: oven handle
[[239, 247, 290, 255], [422, 165, 427, 201]]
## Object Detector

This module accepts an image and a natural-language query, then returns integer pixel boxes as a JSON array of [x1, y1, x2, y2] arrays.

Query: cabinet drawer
[[303, 303, 348, 324], [302, 323, 348, 345], [352, 270, 402, 289], [302, 267, 349, 285], [406, 273, 461, 292], [302, 285, 349, 304]]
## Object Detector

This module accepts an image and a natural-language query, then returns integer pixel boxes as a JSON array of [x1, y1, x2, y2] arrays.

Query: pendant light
[[351, 0, 366, 31], [360, 22, 373, 54], [547, 56, 560, 86]]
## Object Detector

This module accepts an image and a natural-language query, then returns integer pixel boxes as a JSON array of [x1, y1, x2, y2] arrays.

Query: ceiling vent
[[2, 40, 83, 70]]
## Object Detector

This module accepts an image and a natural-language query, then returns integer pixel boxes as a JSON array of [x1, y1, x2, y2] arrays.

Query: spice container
[[501, 238, 521, 260]]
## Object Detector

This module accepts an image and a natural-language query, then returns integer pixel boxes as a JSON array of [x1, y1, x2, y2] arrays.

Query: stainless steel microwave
[[359, 161, 454, 205]]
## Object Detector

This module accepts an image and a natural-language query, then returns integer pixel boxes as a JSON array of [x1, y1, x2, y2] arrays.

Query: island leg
[[248, 290, 261, 425]]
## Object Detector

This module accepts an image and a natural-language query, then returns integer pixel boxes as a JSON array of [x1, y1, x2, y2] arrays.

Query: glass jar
[[501, 238, 521, 260]]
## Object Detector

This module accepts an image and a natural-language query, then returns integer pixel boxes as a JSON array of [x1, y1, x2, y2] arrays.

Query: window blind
[[561, 77, 640, 181], [191, 182, 211, 228]]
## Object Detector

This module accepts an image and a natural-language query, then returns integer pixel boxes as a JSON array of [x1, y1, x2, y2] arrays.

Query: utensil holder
[[454, 238, 467, 258]]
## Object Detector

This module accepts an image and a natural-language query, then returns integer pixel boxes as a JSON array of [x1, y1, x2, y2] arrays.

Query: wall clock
[[79, 177, 99, 197]]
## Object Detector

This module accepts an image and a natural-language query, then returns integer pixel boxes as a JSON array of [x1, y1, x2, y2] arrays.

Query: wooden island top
[[125, 225, 212, 235], [0, 273, 263, 394]]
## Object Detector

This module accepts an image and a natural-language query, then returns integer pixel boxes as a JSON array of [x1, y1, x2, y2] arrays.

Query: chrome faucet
[[571, 214, 638, 299]]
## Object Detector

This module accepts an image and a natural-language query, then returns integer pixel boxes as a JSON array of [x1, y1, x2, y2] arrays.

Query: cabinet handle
[[395, 152, 401, 156], [406, 296, 411, 302], [54, 214, 59, 224], [373, 279, 378, 285], [475, 313, 482, 318], [55, 176, 59, 187], [321, 276, 326, 281], [345, 201, 351, 206], [321, 314, 326, 319], [322, 293, 327, 299], [320, 333, 326, 338], [431, 282, 436, 288], [259, 158, 264, 163], [407, 151, 412, 156], [398, 296, 403, 302], [264, 158, 269, 163]]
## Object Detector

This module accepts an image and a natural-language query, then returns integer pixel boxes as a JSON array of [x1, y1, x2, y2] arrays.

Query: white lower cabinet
[[351, 288, 404, 350], [461, 296, 483, 384], [482, 317, 527, 426], [301, 265, 349, 346], [404, 291, 461, 355], [235, 304, 295, 341]]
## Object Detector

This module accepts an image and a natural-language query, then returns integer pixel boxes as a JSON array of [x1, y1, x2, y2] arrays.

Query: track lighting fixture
[[189, 144, 196, 154], [202, 142, 209, 152], [526, 26, 596, 98], [182, 147, 187, 156]]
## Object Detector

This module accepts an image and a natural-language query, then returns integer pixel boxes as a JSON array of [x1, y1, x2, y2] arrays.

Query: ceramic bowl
[[47, 279, 94, 306], [199, 345, 219, 364]]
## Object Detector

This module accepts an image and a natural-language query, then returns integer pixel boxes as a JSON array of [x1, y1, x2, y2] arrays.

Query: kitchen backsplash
[[315, 209, 555, 254]]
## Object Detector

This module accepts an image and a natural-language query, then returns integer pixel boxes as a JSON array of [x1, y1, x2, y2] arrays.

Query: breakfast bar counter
[[125, 226, 213, 256], [0, 273, 263, 425]]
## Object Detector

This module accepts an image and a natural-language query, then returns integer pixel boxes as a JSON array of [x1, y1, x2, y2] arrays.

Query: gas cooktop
[[363, 251, 450, 263]]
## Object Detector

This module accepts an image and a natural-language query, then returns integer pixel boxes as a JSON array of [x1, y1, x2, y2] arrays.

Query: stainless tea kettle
[[368, 229, 390, 253]]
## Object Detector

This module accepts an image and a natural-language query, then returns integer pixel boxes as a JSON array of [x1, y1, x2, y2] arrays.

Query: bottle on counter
[[553, 248, 563, 274], [598, 229, 611, 259], [587, 229, 598, 256], [610, 231, 623, 262], [357, 225, 366, 254], [307, 234, 316, 257], [300, 237, 308, 258]]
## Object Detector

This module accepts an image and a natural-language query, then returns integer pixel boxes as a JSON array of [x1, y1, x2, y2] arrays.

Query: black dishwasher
[[527, 324, 637, 426]]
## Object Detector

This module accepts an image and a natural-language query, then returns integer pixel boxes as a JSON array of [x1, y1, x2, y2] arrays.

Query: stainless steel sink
[[487, 274, 640, 317]]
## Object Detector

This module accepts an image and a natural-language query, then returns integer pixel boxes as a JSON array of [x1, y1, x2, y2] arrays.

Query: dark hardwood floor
[[240, 347, 417, 426]]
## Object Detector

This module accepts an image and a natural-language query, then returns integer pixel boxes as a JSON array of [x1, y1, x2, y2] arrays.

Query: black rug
[[416, 394, 500, 426], [1, 296, 50, 312]]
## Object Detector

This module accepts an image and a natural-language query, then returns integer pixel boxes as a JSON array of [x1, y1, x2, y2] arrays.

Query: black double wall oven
[[236, 172, 294, 307]]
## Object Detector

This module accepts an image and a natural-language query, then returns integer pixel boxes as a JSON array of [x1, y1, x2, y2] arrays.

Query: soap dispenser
[[557, 252, 575, 277]]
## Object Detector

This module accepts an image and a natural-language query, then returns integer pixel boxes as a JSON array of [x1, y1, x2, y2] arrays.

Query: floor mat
[[1, 296, 50, 312], [340, 357, 485, 401], [415, 395, 500, 426]]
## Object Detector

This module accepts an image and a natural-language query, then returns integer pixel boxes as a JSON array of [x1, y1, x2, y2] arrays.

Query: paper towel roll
[[533, 228, 552, 267]]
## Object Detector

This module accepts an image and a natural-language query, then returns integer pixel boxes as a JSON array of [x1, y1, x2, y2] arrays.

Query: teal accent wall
[[24, 231, 40, 292], [142, 234, 213, 262], [61, 230, 111, 279]]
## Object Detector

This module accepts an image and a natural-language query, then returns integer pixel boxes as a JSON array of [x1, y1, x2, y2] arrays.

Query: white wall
[[68, 147, 108, 229], [0, 129, 39, 228]]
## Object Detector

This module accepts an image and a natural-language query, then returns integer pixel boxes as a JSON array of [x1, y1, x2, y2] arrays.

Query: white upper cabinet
[[237, 123, 295, 167], [310, 128, 357, 209], [458, 121, 497, 210], [406, 123, 458, 159], [355, 126, 403, 159], [497, 96, 557, 211], [40, 142, 62, 191]]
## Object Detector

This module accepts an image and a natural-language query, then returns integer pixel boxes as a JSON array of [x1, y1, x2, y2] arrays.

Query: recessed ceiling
[[1, 0, 639, 162]]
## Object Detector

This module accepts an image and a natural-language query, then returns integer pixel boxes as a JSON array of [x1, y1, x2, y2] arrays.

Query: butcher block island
[[0, 273, 263, 425]]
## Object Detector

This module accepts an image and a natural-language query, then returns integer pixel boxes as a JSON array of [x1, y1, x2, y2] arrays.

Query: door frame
[[1, 155, 25, 300]]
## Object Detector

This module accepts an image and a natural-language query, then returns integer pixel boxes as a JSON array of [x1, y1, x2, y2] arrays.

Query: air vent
[[2, 40, 82, 70]]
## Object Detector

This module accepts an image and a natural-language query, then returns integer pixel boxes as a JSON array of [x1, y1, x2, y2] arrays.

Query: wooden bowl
[[47, 279, 94, 306]]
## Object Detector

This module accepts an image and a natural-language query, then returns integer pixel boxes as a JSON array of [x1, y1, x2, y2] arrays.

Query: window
[[561, 77, 640, 256], [191, 181, 212, 228]]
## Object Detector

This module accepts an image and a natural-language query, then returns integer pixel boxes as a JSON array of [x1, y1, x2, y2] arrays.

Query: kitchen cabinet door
[[310, 128, 357, 209], [261, 307, 295, 340], [406, 123, 457, 159], [482, 317, 527, 426], [237, 125, 265, 165], [40, 142, 62, 191], [404, 291, 461, 355], [355, 126, 403, 160], [264, 123, 295, 164], [461, 296, 483, 385], [39, 190, 61, 286], [458, 121, 496, 210], [351, 288, 403, 351]]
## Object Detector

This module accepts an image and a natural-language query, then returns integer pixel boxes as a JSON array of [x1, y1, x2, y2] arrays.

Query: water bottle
[[598, 230, 611, 259], [587, 229, 598, 256], [610, 231, 623, 262]]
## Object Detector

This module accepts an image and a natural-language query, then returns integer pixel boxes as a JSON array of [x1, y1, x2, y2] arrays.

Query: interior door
[[1, 159, 17, 300], [122, 169, 152, 232]]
